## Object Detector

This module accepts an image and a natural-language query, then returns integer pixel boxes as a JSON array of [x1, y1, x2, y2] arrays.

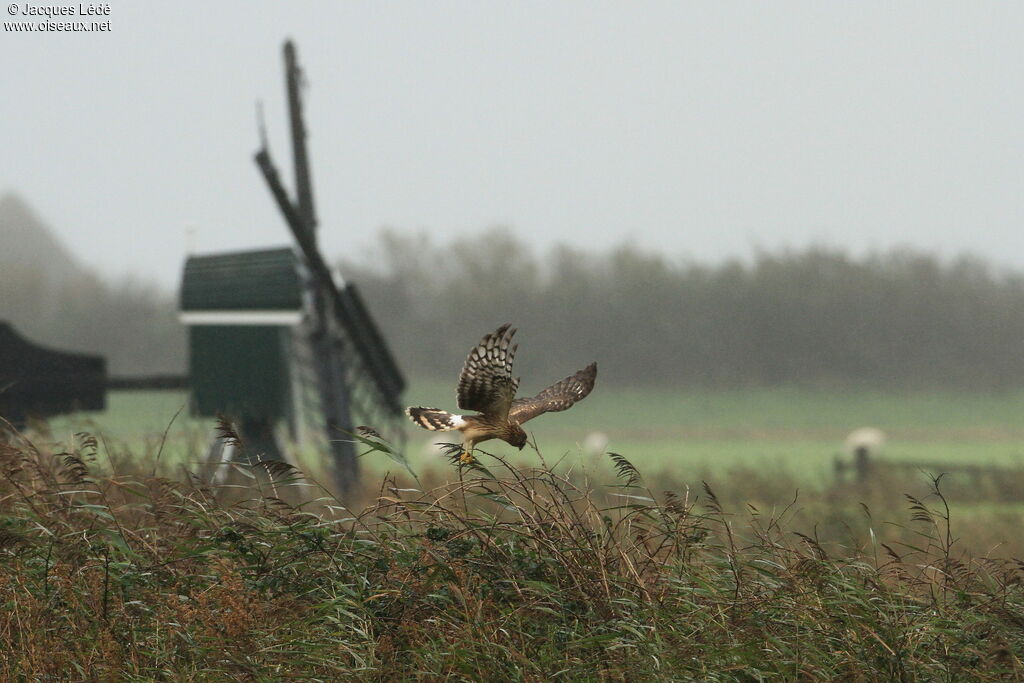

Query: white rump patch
[[449, 414, 466, 428]]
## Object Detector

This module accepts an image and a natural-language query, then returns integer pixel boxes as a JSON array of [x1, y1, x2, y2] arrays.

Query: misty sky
[[2, 2, 1022, 289]]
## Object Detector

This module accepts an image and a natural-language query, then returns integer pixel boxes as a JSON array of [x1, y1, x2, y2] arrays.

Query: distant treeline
[[5, 214, 1024, 389], [345, 229, 1024, 390]]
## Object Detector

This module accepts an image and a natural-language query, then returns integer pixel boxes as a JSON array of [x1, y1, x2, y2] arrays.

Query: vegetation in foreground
[[2, 428, 1024, 681]]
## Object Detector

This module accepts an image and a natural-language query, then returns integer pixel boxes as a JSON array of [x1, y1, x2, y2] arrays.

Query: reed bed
[[1, 426, 1023, 680]]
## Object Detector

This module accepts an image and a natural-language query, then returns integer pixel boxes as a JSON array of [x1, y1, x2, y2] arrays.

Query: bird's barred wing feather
[[456, 323, 519, 418], [406, 407, 465, 432], [509, 362, 597, 425]]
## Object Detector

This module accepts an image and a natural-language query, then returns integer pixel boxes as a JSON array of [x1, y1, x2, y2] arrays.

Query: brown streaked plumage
[[406, 323, 597, 462]]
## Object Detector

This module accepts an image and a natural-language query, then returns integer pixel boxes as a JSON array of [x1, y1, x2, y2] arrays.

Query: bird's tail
[[406, 407, 464, 432]]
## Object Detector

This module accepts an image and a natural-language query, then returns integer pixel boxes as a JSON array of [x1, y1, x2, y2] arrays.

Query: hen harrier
[[406, 323, 597, 463]]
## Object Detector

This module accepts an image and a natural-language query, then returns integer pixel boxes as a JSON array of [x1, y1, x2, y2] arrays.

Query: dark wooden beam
[[254, 147, 404, 410], [284, 40, 317, 246], [107, 375, 190, 391]]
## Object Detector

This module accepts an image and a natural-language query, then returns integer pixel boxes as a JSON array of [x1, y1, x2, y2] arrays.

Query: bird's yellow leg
[[460, 445, 476, 464]]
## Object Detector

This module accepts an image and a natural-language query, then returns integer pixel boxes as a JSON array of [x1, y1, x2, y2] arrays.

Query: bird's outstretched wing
[[456, 323, 520, 418], [509, 362, 597, 425]]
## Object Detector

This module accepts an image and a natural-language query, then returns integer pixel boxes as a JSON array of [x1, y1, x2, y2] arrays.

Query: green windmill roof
[[180, 247, 303, 312]]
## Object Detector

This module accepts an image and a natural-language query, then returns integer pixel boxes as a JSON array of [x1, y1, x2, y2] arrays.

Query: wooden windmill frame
[[196, 39, 405, 493]]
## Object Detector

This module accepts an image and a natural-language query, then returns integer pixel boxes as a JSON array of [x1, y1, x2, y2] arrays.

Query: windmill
[[179, 40, 405, 493]]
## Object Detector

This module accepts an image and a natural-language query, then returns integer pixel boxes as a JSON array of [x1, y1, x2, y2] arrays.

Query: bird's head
[[509, 424, 528, 450]]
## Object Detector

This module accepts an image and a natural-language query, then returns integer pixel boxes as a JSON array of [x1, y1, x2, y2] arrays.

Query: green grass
[[405, 381, 1024, 431], [38, 383, 1024, 490], [402, 381, 1024, 484], [44, 390, 212, 471]]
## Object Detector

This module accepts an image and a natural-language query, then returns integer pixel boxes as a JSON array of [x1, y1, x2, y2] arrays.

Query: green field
[[405, 381, 1024, 479], [38, 382, 1024, 488]]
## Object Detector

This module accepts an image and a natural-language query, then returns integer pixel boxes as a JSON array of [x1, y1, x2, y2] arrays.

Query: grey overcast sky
[[2, 2, 1022, 289]]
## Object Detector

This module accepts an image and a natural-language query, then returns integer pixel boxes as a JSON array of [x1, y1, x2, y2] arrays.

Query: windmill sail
[[253, 40, 406, 492]]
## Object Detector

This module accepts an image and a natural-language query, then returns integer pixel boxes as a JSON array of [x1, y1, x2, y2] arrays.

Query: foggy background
[[2, 2, 1023, 385]]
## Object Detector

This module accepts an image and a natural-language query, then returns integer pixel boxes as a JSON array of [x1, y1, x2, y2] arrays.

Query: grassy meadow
[[406, 380, 1024, 481], [36, 382, 1024, 555], [44, 383, 1024, 487]]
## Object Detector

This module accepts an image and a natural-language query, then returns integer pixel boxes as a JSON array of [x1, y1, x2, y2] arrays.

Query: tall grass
[[1, 426, 1023, 680]]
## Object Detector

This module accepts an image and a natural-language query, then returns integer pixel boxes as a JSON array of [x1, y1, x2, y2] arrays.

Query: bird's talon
[[459, 450, 476, 465]]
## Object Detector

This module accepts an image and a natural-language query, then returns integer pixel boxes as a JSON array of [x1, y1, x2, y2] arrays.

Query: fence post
[[854, 445, 870, 482]]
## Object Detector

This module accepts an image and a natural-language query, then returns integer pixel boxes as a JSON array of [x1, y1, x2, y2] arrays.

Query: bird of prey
[[406, 323, 597, 463]]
